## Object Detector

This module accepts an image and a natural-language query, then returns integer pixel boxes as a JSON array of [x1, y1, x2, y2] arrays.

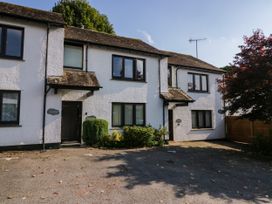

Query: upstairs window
[[0, 25, 24, 59], [112, 55, 145, 81], [188, 73, 208, 92], [64, 42, 83, 69], [0, 90, 20, 125]]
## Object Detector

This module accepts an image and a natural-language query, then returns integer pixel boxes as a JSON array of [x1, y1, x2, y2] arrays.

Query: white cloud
[[137, 30, 154, 44]]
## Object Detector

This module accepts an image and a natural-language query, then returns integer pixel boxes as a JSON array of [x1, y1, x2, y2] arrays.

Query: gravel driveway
[[0, 141, 271, 204]]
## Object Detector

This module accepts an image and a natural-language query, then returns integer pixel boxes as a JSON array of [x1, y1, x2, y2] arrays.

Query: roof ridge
[[0, 1, 62, 17], [67, 26, 148, 44]]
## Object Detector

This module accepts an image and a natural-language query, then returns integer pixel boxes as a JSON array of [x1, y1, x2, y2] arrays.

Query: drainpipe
[[159, 57, 167, 142], [85, 44, 88, 72], [42, 23, 50, 151]]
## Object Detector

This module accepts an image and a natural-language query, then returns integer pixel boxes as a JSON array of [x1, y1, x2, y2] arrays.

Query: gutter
[[42, 23, 50, 151]]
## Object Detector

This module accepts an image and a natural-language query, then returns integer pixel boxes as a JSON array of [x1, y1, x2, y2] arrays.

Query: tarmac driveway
[[0, 141, 272, 204]]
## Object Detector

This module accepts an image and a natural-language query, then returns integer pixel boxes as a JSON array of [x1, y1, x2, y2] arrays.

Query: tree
[[218, 30, 272, 122], [52, 0, 115, 34], [221, 65, 233, 72]]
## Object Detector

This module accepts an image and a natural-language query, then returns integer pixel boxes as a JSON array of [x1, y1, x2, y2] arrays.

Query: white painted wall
[[60, 47, 164, 131], [0, 17, 64, 146], [170, 66, 225, 141]]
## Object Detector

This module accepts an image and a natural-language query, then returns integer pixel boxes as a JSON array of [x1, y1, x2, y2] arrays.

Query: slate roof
[[0, 2, 65, 25], [47, 70, 101, 90], [160, 88, 194, 102], [65, 26, 169, 56], [161, 50, 225, 73]]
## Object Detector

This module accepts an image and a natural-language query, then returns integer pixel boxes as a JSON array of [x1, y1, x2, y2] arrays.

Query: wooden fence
[[226, 116, 272, 143]]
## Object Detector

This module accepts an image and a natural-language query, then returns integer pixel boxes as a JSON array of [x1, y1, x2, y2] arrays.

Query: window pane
[[112, 104, 122, 126], [198, 111, 205, 128], [192, 111, 197, 129], [113, 56, 123, 77], [195, 75, 201, 91], [124, 58, 133, 78], [205, 111, 212, 128], [6, 28, 23, 57], [124, 104, 133, 125], [1, 92, 19, 122], [136, 59, 144, 80], [188, 74, 194, 90], [64, 44, 82, 68], [135, 105, 144, 125], [201, 75, 208, 91], [168, 67, 172, 86]]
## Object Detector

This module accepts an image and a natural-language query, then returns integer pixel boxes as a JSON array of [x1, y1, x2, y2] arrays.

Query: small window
[[191, 110, 212, 129], [64, 43, 83, 69], [188, 73, 208, 92], [112, 55, 145, 81], [0, 90, 20, 125], [0, 25, 24, 59], [112, 103, 145, 127]]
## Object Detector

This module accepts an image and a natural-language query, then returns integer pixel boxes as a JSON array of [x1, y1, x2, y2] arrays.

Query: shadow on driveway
[[96, 141, 272, 203]]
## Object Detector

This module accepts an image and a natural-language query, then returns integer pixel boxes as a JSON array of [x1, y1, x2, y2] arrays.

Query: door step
[[61, 141, 81, 147]]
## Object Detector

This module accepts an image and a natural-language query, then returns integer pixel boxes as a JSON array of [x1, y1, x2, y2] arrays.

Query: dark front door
[[61, 101, 82, 143], [168, 109, 174, 141]]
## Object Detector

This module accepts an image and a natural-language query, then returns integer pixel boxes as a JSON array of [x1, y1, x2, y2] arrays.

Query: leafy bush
[[83, 118, 108, 145], [154, 127, 168, 147], [252, 129, 272, 156], [123, 126, 156, 147]]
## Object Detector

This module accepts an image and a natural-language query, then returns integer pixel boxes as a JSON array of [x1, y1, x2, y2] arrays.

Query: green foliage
[[123, 126, 156, 147], [154, 127, 168, 147], [53, 0, 115, 34], [83, 118, 108, 145], [252, 129, 272, 156]]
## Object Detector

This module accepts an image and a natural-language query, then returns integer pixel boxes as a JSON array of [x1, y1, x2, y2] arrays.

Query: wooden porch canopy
[[47, 70, 102, 91], [160, 88, 194, 103]]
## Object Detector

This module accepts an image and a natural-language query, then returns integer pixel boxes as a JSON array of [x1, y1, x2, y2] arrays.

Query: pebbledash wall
[[170, 67, 225, 141], [60, 46, 167, 134], [0, 17, 64, 146]]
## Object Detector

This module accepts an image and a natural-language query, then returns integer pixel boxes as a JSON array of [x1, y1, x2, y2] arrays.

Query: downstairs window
[[0, 90, 20, 125], [112, 103, 145, 127], [191, 110, 212, 129]]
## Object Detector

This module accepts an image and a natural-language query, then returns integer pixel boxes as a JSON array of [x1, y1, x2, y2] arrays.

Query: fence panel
[[226, 116, 272, 143]]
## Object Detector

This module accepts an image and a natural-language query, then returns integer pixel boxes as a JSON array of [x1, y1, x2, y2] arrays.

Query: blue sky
[[4, 0, 272, 67]]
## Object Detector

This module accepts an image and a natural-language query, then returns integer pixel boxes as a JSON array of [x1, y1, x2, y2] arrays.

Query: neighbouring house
[[161, 51, 226, 141], [0, 2, 225, 149]]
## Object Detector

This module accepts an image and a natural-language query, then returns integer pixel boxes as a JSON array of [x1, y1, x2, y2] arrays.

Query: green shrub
[[252, 129, 272, 156], [154, 127, 167, 146], [123, 126, 155, 147], [83, 118, 108, 145]]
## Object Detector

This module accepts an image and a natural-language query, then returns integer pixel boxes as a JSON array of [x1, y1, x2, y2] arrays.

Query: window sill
[[0, 56, 25, 61], [188, 90, 209, 94], [191, 128, 214, 131], [0, 124, 22, 128], [111, 78, 147, 83]]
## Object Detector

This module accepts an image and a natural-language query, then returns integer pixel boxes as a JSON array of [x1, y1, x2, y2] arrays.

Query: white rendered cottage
[[0, 2, 225, 149]]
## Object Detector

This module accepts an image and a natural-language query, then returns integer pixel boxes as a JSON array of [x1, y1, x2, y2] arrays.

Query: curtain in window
[[124, 104, 133, 125], [135, 104, 144, 125], [124, 58, 133, 78], [112, 104, 122, 126]]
